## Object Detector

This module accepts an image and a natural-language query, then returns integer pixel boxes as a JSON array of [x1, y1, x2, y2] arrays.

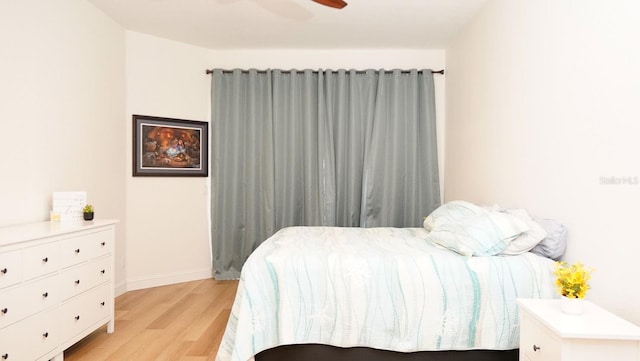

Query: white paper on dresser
[[52, 191, 87, 221]]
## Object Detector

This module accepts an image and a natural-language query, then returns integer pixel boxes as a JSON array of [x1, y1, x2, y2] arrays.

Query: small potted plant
[[553, 261, 593, 314], [82, 204, 95, 221]]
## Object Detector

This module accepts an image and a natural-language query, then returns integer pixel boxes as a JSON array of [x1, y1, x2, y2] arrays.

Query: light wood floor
[[64, 279, 238, 361]]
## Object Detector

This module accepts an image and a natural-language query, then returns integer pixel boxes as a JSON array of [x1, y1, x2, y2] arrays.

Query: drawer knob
[[42, 257, 48, 263], [101, 301, 106, 306], [75, 249, 81, 254], [75, 280, 81, 285], [43, 332, 49, 338], [101, 242, 106, 246], [1, 268, 7, 274], [43, 292, 49, 298], [2, 353, 8, 359], [75, 315, 80, 321], [533, 344, 541, 352], [101, 269, 106, 274], [1, 308, 7, 314]]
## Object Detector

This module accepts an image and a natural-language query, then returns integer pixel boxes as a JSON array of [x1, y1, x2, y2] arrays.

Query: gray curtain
[[211, 69, 440, 279]]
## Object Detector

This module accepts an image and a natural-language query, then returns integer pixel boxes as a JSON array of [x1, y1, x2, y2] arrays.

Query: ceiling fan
[[312, 0, 347, 9]]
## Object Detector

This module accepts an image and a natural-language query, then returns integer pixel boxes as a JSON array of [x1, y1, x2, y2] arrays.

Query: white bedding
[[215, 226, 556, 361]]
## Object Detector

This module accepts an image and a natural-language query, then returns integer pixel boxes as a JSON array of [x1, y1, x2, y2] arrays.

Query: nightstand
[[517, 298, 640, 361]]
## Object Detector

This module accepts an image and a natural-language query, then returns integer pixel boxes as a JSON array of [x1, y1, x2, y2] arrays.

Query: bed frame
[[256, 344, 518, 361]]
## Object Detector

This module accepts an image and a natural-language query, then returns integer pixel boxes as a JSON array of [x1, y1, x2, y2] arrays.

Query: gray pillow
[[529, 218, 567, 260]]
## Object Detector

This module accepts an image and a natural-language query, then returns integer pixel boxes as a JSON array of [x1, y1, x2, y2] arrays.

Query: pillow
[[424, 201, 529, 257], [529, 218, 567, 260], [499, 209, 547, 255], [423, 200, 484, 231]]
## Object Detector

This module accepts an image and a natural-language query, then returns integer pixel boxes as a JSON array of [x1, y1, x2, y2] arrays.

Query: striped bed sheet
[[216, 226, 556, 361]]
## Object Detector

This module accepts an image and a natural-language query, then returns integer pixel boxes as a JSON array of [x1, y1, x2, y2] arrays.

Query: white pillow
[[499, 209, 547, 255], [424, 201, 529, 257]]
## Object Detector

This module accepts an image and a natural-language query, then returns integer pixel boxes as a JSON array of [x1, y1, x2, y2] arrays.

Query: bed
[[215, 201, 565, 361]]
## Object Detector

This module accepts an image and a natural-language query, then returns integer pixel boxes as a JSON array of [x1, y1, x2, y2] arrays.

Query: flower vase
[[561, 296, 584, 315]]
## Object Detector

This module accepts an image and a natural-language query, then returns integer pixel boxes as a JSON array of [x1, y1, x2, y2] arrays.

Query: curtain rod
[[205, 69, 445, 75]]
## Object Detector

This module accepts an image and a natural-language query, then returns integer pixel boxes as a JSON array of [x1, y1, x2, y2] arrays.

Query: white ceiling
[[87, 0, 487, 49]]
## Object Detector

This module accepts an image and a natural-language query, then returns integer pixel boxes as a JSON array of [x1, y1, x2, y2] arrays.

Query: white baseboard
[[114, 279, 128, 297], [123, 267, 214, 293]]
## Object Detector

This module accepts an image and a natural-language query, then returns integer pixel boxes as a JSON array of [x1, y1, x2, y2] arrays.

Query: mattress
[[215, 226, 556, 361]]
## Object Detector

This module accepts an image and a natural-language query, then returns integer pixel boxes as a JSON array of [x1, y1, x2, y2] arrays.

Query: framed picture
[[133, 114, 208, 177]]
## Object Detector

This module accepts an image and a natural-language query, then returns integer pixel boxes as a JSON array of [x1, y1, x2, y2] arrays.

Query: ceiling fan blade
[[311, 0, 348, 9]]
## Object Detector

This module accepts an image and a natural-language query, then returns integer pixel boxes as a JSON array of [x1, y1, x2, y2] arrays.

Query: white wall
[[446, 0, 640, 324], [124, 33, 447, 290], [0, 0, 127, 289], [125, 32, 213, 290]]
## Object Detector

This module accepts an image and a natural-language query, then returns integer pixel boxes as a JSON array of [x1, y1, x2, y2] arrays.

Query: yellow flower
[[553, 261, 593, 299]]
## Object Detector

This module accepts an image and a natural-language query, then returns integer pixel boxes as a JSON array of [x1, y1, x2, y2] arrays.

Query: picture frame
[[133, 114, 208, 177]]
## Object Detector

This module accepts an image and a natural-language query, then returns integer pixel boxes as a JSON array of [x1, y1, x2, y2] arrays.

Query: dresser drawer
[[0, 274, 59, 330], [59, 256, 111, 301], [59, 282, 111, 343], [0, 307, 59, 361], [520, 312, 561, 361], [23, 242, 59, 280], [59, 230, 112, 269], [0, 250, 22, 290]]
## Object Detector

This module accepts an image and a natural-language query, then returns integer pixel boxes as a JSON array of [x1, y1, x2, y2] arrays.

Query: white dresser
[[0, 220, 117, 361], [518, 298, 640, 361]]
